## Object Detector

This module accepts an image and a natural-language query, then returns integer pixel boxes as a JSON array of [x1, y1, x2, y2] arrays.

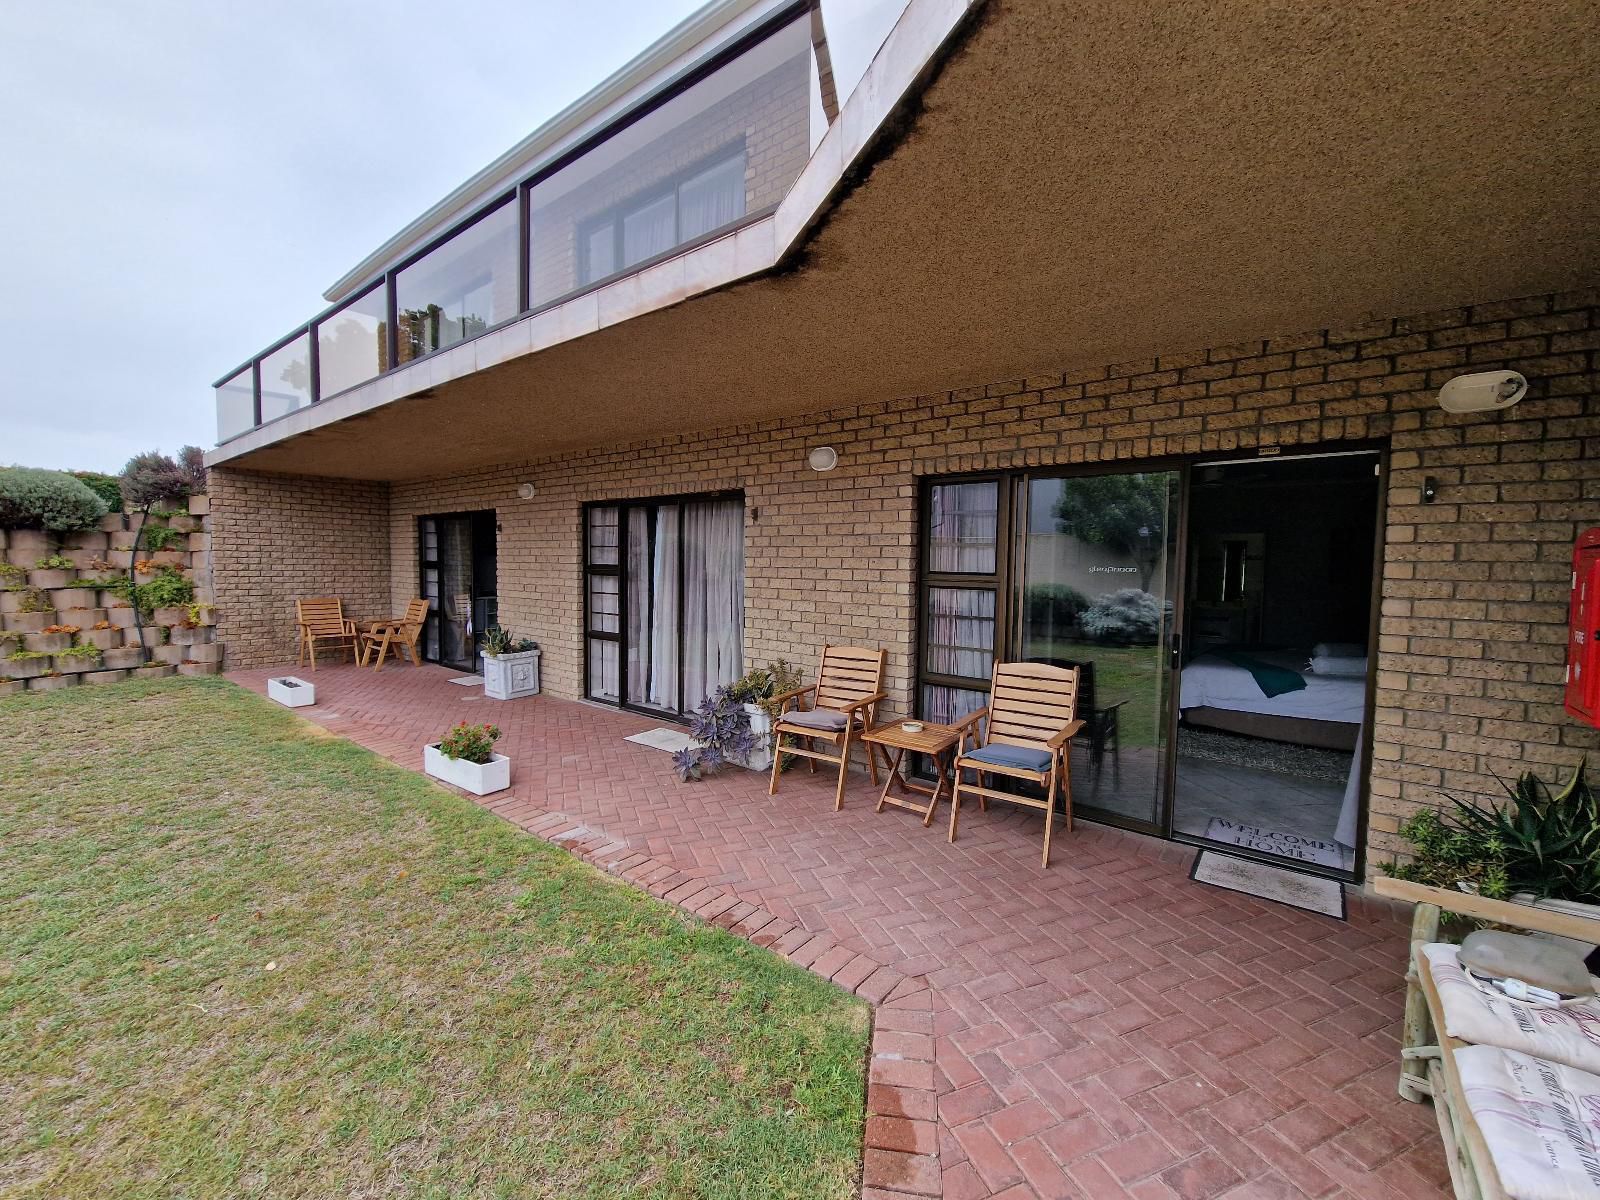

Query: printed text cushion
[[1455, 1044, 1600, 1200], [1422, 943, 1600, 1075]]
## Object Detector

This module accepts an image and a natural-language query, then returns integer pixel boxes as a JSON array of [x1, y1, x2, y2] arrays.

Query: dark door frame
[[581, 489, 745, 721], [416, 510, 498, 672], [913, 441, 1388, 880]]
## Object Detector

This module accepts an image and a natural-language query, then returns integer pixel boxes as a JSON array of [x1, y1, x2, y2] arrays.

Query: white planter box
[[732, 702, 774, 772], [423, 743, 511, 796], [481, 648, 540, 700], [268, 676, 314, 707]]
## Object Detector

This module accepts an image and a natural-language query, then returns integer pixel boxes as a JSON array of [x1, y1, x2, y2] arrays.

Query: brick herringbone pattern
[[231, 664, 1449, 1200]]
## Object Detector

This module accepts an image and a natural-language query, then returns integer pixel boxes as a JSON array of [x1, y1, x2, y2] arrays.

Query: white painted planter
[[481, 648, 540, 700], [268, 676, 315, 707], [732, 702, 774, 772], [423, 743, 511, 796]]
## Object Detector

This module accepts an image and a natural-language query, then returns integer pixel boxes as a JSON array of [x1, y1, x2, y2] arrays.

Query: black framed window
[[577, 143, 747, 288]]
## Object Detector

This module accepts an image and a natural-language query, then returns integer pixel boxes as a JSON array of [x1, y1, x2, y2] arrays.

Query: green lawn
[[0, 678, 867, 1200]]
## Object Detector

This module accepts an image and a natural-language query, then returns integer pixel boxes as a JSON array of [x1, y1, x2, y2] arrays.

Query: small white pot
[[424, 744, 511, 796], [268, 676, 315, 707], [481, 648, 540, 700], [732, 702, 774, 772]]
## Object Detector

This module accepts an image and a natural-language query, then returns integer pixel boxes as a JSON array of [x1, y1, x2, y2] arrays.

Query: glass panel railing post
[[251, 361, 261, 429], [308, 324, 321, 405], [384, 270, 399, 375]]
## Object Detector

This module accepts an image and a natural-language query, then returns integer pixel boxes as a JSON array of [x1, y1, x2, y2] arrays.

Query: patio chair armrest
[[951, 707, 988, 745], [770, 684, 816, 710], [840, 691, 888, 714], [1047, 719, 1087, 749]]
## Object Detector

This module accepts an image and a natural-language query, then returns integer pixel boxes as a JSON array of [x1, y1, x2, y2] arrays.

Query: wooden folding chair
[[359, 598, 430, 669], [948, 662, 1085, 867], [295, 597, 358, 670], [768, 644, 889, 811]]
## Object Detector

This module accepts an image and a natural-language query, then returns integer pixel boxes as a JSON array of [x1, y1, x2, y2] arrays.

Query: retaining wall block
[[0, 679, 23, 697], [109, 531, 139, 552], [187, 495, 210, 516], [61, 531, 108, 552], [80, 628, 121, 650], [134, 663, 174, 679], [7, 530, 52, 555], [101, 647, 145, 670], [82, 669, 129, 685], [97, 514, 126, 533], [170, 625, 214, 647], [186, 642, 222, 664], [3, 612, 50, 634], [29, 569, 74, 589], [2, 657, 49, 679], [24, 633, 72, 653], [54, 654, 103, 675], [27, 674, 76, 692]]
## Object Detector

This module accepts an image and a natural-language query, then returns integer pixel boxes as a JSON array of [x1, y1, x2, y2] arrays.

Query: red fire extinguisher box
[[1568, 527, 1600, 727]]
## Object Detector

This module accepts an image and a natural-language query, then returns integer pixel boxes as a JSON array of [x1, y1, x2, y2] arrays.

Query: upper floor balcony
[[213, 0, 841, 447]]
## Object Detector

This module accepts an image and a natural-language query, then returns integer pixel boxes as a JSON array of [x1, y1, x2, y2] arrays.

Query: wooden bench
[[1376, 876, 1600, 1199]]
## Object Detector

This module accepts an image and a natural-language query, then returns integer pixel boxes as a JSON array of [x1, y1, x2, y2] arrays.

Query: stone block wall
[[209, 469, 391, 669], [376, 287, 1600, 874], [0, 496, 219, 693]]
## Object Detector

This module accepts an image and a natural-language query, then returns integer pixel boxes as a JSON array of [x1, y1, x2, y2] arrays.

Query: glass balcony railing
[[214, 3, 820, 445]]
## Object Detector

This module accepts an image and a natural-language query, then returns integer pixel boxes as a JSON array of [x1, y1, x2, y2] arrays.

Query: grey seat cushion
[[779, 707, 850, 732], [962, 743, 1054, 773]]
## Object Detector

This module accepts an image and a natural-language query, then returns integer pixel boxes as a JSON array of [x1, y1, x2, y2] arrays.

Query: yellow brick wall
[[209, 469, 391, 667], [215, 288, 1600, 874]]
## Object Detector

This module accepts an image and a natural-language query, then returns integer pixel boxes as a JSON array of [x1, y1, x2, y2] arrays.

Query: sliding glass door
[[585, 493, 744, 719], [917, 469, 1179, 832], [1018, 473, 1179, 829]]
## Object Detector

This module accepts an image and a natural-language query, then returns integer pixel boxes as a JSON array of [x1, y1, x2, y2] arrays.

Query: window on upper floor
[[576, 144, 748, 287]]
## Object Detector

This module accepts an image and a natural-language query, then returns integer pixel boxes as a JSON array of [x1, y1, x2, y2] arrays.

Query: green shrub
[[0, 467, 109, 532], [71, 471, 123, 513], [1023, 583, 1090, 633], [1081, 588, 1166, 645], [1387, 760, 1600, 904], [139, 525, 185, 552]]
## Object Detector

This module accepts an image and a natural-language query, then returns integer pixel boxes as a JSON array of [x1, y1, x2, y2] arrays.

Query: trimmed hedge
[[0, 467, 110, 532], [71, 470, 124, 513]]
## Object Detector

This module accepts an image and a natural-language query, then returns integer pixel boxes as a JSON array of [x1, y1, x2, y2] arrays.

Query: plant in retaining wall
[[16, 588, 52, 614], [0, 562, 23, 585], [138, 525, 186, 553], [34, 554, 73, 571], [0, 466, 108, 532], [109, 567, 193, 619], [41, 624, 81, 636]]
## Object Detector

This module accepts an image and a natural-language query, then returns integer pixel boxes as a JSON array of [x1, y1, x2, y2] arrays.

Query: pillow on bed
[[1312, 642, 1365, 659], [1309, 654, 1367, 677]]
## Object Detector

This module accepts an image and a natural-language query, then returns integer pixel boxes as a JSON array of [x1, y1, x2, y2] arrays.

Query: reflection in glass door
[[916, 470, 1180, 833], [1018, 472, 1179, 830], [418, 512, 497, 672]]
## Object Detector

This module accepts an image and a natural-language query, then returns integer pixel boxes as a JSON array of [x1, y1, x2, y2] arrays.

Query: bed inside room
[[1174, 453, 1380, 874]]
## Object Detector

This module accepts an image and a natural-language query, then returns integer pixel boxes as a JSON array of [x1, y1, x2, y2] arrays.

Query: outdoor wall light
[[517, 482, 537, 500], [1438, 369, 1527, 413], [807, 446, 839, 472]]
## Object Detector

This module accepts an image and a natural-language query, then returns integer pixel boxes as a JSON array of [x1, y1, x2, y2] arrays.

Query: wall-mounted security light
[[807, 446, 839, 472], [517, 482, 537, 500], [1438, 369, 1527, 414]]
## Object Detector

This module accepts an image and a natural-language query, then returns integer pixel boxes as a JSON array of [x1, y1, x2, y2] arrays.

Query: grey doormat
[[624, 727, 695, 754], [1204, 817, 1346, 869], [1190, 849, 1346, 919]]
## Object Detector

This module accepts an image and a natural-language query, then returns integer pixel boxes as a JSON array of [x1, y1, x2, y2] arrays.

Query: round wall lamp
[[517, 482, 537, 500], [807, 446, 839, 472]]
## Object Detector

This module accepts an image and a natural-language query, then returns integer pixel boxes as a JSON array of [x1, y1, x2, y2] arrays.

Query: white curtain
[[649, 506, 680, 711], [679, 154, 746, 241], [926, 587, 995, 679], [681, 499, 744, 709], [626, 508, 651, 706], [622, 194, 675, 268]]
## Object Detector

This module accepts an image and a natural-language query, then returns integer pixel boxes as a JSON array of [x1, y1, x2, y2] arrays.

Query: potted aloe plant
[[1388, 759, 1600, 963], [424, 721, 509, 795], [479, 625, 540, 700]]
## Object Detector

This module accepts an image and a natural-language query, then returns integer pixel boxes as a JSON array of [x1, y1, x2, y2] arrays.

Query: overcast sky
[[0, 0, 900, 474]]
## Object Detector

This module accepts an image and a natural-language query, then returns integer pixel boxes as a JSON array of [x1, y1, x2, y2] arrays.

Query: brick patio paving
[[229, 663, 1449, 1200]]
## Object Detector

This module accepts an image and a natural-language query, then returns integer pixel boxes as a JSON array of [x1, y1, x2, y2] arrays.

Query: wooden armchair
[[359, 598, 430, 670], [768, 645, 888, 811], [295, 597, 358, 670], [949, 661, 1084, 867]]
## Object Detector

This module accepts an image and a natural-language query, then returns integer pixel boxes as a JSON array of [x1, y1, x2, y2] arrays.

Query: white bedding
[[1178, 651, 1366, 724]]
